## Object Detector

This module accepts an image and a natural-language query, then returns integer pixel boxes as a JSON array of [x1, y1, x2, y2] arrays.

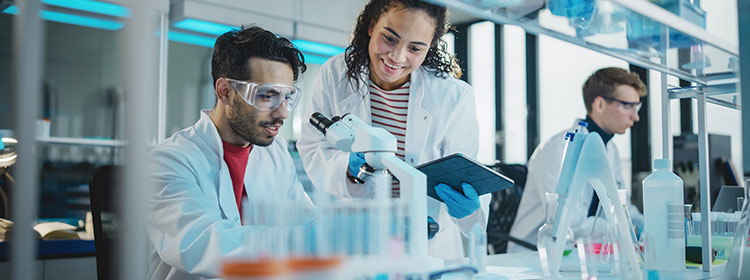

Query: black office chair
[[89, 165, 122, 280], [485, 162, 536, 254]]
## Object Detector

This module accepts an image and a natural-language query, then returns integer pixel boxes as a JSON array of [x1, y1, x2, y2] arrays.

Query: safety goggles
[[226, 78, 301, 112], [602, 96, 642, 113]]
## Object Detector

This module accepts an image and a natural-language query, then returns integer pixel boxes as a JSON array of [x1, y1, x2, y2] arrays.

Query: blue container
[[547, 0, 598, 29], [626, 0, 706, 50]]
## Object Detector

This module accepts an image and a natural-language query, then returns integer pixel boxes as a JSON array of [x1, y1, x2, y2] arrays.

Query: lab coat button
[[234, 217, 239, 222], [424, 116, 427, 120]]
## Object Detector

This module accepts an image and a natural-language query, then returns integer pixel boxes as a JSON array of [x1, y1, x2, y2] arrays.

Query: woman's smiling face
[[367, 7, 435, 91]]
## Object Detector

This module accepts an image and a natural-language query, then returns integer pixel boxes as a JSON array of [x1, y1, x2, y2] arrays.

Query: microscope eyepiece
[[310, 112, 334, 134]]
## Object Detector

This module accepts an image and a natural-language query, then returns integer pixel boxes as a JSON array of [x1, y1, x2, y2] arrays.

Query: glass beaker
[[684, 204, 694, 243], [576, 237, 598, 280], [537, 192, 575, 278], [587, 202, 622, 277], [723, 179, 750, 279]]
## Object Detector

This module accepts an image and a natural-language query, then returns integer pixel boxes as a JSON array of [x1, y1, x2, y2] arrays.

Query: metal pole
[[660, 27, 671, 160], [157, 13, 169, 143], [120, 0, 157, 279], [739, 0, 750, 177], [10, 0, 44, 279], [696, 90, 712, 272]]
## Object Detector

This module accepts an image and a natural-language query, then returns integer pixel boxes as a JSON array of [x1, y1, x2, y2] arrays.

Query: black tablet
[[416, 153, 515, 202]]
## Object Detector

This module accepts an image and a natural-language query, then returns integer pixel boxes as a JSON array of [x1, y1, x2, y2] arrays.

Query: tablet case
[[416, 153, 515, 202]]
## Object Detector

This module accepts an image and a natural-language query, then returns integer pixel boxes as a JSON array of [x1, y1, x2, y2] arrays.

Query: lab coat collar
[[195, 109, 224, 158], [404, 70, 432, 165], [194, 109, 241, 222]]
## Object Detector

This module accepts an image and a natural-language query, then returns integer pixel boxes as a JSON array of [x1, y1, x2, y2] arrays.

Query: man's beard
[[227, 99, 282, 147]]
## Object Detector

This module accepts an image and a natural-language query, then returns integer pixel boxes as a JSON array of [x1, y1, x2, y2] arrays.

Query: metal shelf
[[428, 0, 739, 85], [36, 137, 126, 147], [668, 83, 739, 110]]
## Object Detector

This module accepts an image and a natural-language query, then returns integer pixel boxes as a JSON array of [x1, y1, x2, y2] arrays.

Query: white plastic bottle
[[642, 158, 685, 271]]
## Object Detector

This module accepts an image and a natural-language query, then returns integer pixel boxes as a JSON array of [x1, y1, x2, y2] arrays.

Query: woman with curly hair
[[296, 0, 488, 259]]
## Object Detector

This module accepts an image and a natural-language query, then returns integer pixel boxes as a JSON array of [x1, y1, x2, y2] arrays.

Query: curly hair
[[345, 0, 461, 88], [211, 25, 307, 87]]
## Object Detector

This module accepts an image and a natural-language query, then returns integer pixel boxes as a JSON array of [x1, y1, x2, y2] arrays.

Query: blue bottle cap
[[578, 121, 588, 128]]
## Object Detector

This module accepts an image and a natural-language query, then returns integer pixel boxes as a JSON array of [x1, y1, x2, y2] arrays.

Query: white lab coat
[[507, 121, 643, 253], [296, 54, 491, 260], [148, 110, 312, 280]]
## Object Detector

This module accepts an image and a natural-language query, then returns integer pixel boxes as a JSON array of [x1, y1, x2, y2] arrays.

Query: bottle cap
[[654, 158, 671, 170]]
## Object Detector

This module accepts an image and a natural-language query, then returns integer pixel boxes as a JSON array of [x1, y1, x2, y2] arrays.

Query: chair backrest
[[89, 165, 122, 280], [485, 162, 528, 254]]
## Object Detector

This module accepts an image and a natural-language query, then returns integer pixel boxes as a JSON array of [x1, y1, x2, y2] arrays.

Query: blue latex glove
[[348, 152, 367, 176], [435, 182, 480, 219]]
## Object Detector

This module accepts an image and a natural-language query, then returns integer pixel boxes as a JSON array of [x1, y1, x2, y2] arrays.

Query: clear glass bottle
[[469, 223, 487, 274], [537, 192, 575, 278]]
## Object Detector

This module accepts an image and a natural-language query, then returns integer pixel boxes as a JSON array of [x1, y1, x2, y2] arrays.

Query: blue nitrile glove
[[435, 182, 480, 219], [348, 152, 367, 176]]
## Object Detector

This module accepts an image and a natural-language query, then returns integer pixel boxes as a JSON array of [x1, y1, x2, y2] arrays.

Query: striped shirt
[[370, 81, 409, 198], [369, 81, 409, 161]]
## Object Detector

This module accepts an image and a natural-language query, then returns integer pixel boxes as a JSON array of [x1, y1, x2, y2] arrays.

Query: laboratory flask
[[722, 179, 750, 280], [587, 206, 622, 276], [537, 192, 575, 278], [642, 159, 685, 272]]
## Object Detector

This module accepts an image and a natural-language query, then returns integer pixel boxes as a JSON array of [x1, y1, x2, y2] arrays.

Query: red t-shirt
[[222, 141, 252, 222]]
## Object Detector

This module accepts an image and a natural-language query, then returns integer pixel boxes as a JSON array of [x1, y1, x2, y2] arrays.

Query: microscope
[[310, 112, 441, 265]]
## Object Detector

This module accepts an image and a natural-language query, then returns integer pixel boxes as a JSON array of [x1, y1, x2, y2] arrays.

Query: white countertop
[[447, 251, 727, 279]]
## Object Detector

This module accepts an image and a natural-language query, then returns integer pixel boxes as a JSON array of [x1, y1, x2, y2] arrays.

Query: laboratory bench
[[0, 240, 96, 280], [464, 251, 726, 279]]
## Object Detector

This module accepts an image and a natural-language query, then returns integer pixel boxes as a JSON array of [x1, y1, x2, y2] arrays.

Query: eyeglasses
[[602, 96, 642, 113], [226, 78, 301, 112]]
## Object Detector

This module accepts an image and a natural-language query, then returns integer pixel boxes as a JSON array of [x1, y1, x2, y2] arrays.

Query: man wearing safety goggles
[[509, 67, 648, 253], [148, 25, 312, 280]]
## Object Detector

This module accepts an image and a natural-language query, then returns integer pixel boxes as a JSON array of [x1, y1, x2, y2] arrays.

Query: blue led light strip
[[42, 0, 130, 18], [303, 53, 331, 65], [173, 19, 237, 36], [168, 31, 217, 48], [3, 5, 123, 31], [292, 39, 346, 57]]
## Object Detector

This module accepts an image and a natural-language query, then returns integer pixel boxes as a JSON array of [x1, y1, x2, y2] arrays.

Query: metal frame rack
[[8, 1, 168, 279], [427, 0, 742, 272]]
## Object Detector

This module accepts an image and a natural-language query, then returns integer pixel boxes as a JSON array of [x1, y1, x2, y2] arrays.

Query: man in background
[[508, 67, 646, 252]]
